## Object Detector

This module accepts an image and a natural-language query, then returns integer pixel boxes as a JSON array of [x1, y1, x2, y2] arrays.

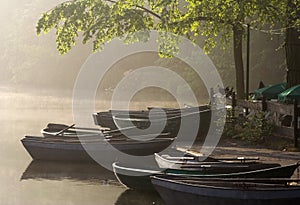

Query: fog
[[0, 0, 286, 102], [0, 3, 289, 204], [0, 0, 90, 92]]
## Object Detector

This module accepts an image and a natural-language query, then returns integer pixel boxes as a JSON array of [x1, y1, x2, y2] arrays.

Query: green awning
[[278, 84, 300, 102], [253, 82, 287, 100]]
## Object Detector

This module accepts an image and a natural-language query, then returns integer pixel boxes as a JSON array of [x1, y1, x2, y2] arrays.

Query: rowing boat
[[112, 162, 298, 191], [92, 105, 210, 130], [42, 123, 171, 140], [151, 175, 300, 205], [21, 135, 174, 162], [155, 153, 262, 170]]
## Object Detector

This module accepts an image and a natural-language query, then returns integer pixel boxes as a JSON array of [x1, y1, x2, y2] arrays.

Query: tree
[[286, 0, 300, 88], [36, 0, 295, 99]]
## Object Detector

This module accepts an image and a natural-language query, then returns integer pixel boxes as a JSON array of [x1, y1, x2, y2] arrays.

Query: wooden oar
[[217, 156, 260, 161], [163, 156, 195, 160], [47, 123, 106, 132], [176, 147, 259, 161], [47, 123, 70, 130], [55, 124, 76, 136], [103, 126, 138, 134], [180, 164, 249, 168], [176, 147, 204, 157]]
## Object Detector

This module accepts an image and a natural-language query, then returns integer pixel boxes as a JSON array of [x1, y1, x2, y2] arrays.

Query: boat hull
[[93, 106, 211, 144], [113, 110, 211, 143], [152, 176, 300, 205], [93, 105, 210, 129], [155, 153, 283, 174], [113, 162, 163, 191], [21, 136, 174, 162], [112, 162, 298, 192], [22, 139, 94, 161], [165, 163, 297, 178]]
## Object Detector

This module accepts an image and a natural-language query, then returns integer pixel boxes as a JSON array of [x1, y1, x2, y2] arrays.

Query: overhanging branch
[[45, 0, 76, 13], [105, 0, 161, 19], [171, 15, 234, 27]]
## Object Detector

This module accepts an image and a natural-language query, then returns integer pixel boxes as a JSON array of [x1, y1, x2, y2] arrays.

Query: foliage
[[36, 0, 298, 54], [223, 110, 274, 144], [36, 0, 300, 97]]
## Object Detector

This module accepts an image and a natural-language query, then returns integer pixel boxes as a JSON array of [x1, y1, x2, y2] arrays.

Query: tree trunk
[[233, 25, 245, 99], [286, 0, 300, 88], [286, 28, 300, 88]]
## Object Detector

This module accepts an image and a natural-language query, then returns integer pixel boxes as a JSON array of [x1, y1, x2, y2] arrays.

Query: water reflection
[[21, 160, 118, 185], [116, 189, 165, 205]]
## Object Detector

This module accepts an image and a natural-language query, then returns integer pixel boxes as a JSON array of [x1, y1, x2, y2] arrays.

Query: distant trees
[[37, 0, 299, 98]]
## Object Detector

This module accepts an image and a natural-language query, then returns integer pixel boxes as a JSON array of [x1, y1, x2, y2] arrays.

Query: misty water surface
[[0, 88, 166, 205]]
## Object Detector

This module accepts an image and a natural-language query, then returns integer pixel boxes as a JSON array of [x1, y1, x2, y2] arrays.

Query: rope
[[241, 23, 298, 35]]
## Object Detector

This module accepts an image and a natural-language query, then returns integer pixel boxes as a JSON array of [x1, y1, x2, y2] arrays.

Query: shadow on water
[[115, 189, 165, 205], [21, 160, 119, 185]]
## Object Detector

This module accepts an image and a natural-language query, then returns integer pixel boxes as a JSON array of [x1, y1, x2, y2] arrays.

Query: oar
[[164, 156, 195, 160], [176, 147, 204, 157], [176, 147, 259, 161], [180, 164, 249, 168], [103, 126, 137, 134], [47, 123, 105, 132], [47, 123, 70, 130], [216, 156, 260, 161], [55, 124, 76, 136]]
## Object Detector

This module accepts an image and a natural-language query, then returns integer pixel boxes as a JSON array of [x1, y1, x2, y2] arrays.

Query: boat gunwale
[[151, 175, 300, 200]]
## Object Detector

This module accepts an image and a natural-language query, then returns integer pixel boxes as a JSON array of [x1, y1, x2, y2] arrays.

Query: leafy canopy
[[37, 0, 298, 54]]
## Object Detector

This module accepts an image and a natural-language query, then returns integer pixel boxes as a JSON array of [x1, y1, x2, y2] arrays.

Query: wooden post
[[232, 92, 236, 108], [262, 96, 267, 112], [294, 99, 299, 148], [245, 24, 250, 115], [210, 87, 214, 105], [232, 92, 236, 118]]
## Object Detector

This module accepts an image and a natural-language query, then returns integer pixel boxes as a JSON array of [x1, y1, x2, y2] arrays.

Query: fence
[[227, 94, 299, 148]]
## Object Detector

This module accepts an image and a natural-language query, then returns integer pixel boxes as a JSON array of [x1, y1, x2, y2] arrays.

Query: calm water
[[4, 88, 298, 205], [0, 89, 164, 205]]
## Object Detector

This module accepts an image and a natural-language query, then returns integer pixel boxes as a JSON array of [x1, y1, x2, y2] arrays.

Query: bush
[[222, 110, 274, 144]]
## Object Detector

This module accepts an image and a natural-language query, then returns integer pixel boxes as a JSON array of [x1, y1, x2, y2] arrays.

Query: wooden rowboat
[[112, 162, 299, 191], [92, 105, 210, 130], [112, 109, 211, 143], [155, 153, 263, 170], [21, 135, 174, 162], [42, 123, 171, 140], [151, 176, 300, 205]]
